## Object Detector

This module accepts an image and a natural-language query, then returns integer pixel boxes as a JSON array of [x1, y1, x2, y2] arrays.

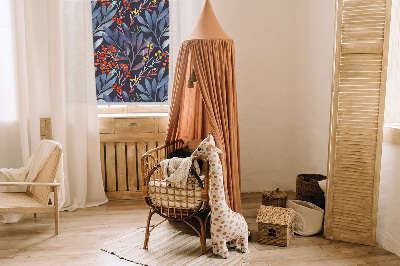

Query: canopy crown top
[[188, 0, 231, 40]]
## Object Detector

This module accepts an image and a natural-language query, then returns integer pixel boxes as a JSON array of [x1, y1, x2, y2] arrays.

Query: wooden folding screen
[[325, 0, 392, 245]]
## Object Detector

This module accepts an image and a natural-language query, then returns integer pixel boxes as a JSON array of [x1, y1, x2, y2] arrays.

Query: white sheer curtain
[[0, 0, 24, 169], [0, 0, 107, 211]]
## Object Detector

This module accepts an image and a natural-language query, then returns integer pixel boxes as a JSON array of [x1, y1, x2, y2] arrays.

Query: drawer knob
[[129, 123, 138, 127]]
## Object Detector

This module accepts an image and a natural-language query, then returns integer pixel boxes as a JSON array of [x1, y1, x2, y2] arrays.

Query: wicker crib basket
[[296, 174, 326, 209], [141, 140, 211, 255]]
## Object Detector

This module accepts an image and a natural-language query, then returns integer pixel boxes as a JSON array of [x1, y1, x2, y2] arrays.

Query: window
[[92, 0, 169, 104]]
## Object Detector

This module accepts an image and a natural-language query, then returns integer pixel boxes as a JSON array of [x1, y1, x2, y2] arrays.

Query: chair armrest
[[0, 182, 61, 187]]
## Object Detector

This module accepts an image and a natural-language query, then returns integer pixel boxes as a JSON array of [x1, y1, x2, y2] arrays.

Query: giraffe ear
[[211, 144, 222, 154]]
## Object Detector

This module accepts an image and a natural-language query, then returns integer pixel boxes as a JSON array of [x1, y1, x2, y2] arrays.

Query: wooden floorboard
[[0, 192, 399, 265]]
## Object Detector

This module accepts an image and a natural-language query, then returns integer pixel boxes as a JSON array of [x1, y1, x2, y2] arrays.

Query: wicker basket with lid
[[262, 188, 287, 208]]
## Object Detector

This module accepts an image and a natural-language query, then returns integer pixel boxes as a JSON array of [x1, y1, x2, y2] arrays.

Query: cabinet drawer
[[157, 117, 168, 133], [99, 117, 114, 134], [114, 118, 155, 133]]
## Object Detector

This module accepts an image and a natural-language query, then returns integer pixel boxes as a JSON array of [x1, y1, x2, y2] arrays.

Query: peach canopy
[[165, 0, 242, 212]]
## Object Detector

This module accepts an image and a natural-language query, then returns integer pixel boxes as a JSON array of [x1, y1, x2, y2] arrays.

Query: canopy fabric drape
[[166, 39, 241, 213]]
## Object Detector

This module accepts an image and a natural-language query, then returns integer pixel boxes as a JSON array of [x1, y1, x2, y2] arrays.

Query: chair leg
[[34, 213, 37, 218], [144, 209, 155, 249], [54, 186, 59, 235]]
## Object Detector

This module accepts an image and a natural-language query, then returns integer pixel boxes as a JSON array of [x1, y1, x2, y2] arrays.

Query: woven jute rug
[[102, 226, 250, 265]]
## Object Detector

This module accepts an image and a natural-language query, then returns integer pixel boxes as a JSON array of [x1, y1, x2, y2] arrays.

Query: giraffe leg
[[212, 241, 218, 255], [217, 241, 229, 259], [227, 239, 237, 249], [238, 235, 249, 253]]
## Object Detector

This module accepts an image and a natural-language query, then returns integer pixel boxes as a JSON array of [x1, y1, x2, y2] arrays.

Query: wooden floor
[[1, 193, 399, 266]]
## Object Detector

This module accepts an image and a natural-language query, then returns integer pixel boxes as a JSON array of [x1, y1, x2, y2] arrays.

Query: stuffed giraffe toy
[[192, 134, 248, 258]]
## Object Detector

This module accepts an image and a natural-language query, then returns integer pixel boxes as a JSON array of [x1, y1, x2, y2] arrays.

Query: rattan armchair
[[0, 145, 62, 234]]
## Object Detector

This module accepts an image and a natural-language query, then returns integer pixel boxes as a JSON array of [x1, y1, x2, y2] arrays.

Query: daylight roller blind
[[325, 0, 392, 245]]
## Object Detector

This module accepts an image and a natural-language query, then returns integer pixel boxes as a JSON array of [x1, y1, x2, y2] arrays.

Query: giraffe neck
[[208, 153, 227, 208]]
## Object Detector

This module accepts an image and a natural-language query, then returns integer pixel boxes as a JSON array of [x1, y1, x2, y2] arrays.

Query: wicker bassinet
[[141, 140, 210, 254]]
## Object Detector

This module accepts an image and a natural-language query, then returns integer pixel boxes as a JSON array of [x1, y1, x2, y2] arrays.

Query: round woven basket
[[295, 174, 326, 210]]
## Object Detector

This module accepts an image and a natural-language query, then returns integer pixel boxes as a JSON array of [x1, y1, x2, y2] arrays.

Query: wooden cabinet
[[98, 115, 168, 200]]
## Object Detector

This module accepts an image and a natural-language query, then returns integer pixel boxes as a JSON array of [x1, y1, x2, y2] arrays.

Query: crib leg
[[199, 218, 206, 255], [144, 209, 155, 249], [194, 214, 208, 255]]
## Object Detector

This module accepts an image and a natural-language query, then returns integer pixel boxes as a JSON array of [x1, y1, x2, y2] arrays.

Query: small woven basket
[[296, 174, 326, 209], [262, 188, 287, 208]]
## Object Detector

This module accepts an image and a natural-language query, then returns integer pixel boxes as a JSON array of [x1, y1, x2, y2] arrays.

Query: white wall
[[212, 0, 297, 192], [294, 1, 335, 178], [212, 0, 335, 192], [377, 142, 400, 256], [376, 2, 400, 256]]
